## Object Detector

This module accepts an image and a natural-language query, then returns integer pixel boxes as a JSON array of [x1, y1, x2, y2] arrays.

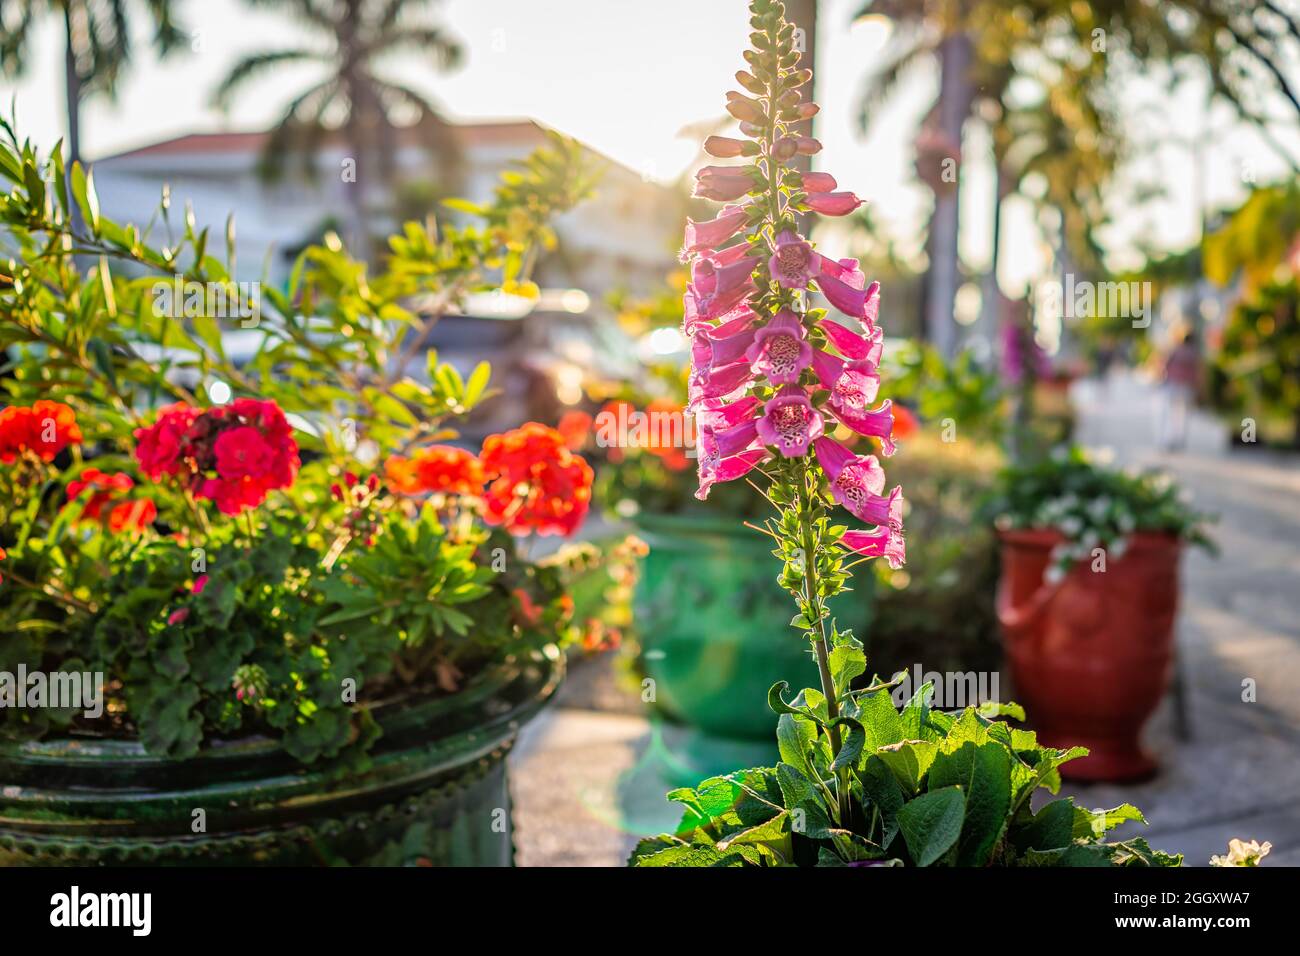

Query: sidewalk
[[1058, 372, 1300, 865], [510, 372, 1300, 866]]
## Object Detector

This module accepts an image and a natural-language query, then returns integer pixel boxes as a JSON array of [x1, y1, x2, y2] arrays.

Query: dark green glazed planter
[[0, 647, 563, 867], [635, 513, 873, 742]]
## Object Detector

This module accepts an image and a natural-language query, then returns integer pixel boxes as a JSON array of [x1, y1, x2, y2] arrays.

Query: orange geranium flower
[[385, 445, 484, 496], [0, 401, 82, 463], [557, 409, 593, 450], [891, 403, 920, 442], [480, 422, 593, 537]]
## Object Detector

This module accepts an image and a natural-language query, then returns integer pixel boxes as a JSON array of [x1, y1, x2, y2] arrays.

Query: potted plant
[[631, 0, 1180, 866], [987, 447, 1214, 781], [0, 123, 620, 865]]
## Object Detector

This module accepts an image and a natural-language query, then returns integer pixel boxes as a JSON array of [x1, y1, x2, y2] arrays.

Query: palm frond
[[213, 49, 325, 110]]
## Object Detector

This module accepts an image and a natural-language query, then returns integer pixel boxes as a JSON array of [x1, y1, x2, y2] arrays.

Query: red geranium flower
[[67, 468, 135, 521], [480, 422, 593, 537], [133, 398, 299, 515], [108, 499, 158, 534], [214, 426, 277, 480], [133, 403, 200, 479]]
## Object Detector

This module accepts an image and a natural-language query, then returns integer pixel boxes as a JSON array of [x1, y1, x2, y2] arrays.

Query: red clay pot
[[996, 529, 1182, 782]]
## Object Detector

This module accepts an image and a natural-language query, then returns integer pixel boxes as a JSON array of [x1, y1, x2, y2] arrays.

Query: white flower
[[1209, 839, 1272, 867]]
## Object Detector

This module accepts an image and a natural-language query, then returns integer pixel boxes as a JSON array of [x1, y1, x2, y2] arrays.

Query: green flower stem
[[796, 458, 851, 824]]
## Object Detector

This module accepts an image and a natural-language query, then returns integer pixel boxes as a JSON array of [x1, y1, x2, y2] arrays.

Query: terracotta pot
[[996, 529, 1181, 782]]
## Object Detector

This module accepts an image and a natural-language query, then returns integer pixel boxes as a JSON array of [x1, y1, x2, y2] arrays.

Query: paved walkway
[[510, 372, 1300, 866]]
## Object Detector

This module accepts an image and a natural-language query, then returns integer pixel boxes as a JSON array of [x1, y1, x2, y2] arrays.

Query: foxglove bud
[[736, 70, 764, 95], [725, 91, 766, 124], [705, 136, 753, 158]]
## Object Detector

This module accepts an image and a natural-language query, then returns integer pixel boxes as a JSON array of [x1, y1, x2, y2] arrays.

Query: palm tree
[[212, 0, 463, 255], [0, 0, 187, 166], [855, 0, 1300, 357]]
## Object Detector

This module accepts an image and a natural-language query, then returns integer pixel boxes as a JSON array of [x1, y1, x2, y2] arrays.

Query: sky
[[3, 0, 1299, 298]]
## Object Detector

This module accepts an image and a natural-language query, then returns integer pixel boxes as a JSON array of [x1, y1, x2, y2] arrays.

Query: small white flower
[[1209, 839, 1272, 867]]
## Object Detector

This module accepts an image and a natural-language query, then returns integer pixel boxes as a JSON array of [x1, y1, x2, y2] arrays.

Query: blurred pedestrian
[[1158, 330, 1201, 451]]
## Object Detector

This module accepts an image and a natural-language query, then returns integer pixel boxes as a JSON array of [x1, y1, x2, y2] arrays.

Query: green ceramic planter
[[634, 513, 873, 741], [0, 648, 563, 866]]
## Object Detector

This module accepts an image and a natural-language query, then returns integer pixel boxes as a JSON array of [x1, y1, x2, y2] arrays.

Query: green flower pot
[[0, 648, 562, 866], [634, 513, 872, 742]]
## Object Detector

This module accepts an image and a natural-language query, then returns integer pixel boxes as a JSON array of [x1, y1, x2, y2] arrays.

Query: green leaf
[[463, 360, 491, 407], [1013, 798, 1076, 853], [875, 739, 937, 794], [857, 687, 903, 751], [829, 716, 865, 772], [767, 680, 801, 717], [857, 757, 905, 848], [1072, 803, 1146, 841], [897, 786, 965, 866], [828, 643, 866, 696], [70, 162, 99, 234], [777, 712, 818, 779], [929, 740, 1012, 866]]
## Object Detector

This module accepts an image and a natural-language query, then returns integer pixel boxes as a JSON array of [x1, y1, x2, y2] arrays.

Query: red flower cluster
[[480, 423, 593, 537], [0, 401, 83, 464], [133, 398, 299, 515], [65, 468, 156, 532], [384, 445, 485, 497]]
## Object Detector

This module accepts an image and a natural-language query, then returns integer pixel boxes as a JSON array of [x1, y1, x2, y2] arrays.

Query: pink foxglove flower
[[814, 435, 882, 496], [813, 436, 902, 528], [812, 349, 880, 416], [820, 319, 882, 362], [756, 386, 823, 458], [833, 398, 897, 456], [746, 309, 813, 385], [820, 275, 881, 324], [818, 256, 865, 289], [689, 254, 758, 320], [769, 231, 818, 289], [682, 205, 749, 257], [694, 395, 759, 432], [843, 527, 907, 570], [806, 191, 865, 216], [696, 433, 766, 501], [794, 137, 822, 155]]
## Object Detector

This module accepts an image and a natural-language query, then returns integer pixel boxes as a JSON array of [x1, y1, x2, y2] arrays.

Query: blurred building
[[88, 121, 679, 435], [90, 119, 680, 300]]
